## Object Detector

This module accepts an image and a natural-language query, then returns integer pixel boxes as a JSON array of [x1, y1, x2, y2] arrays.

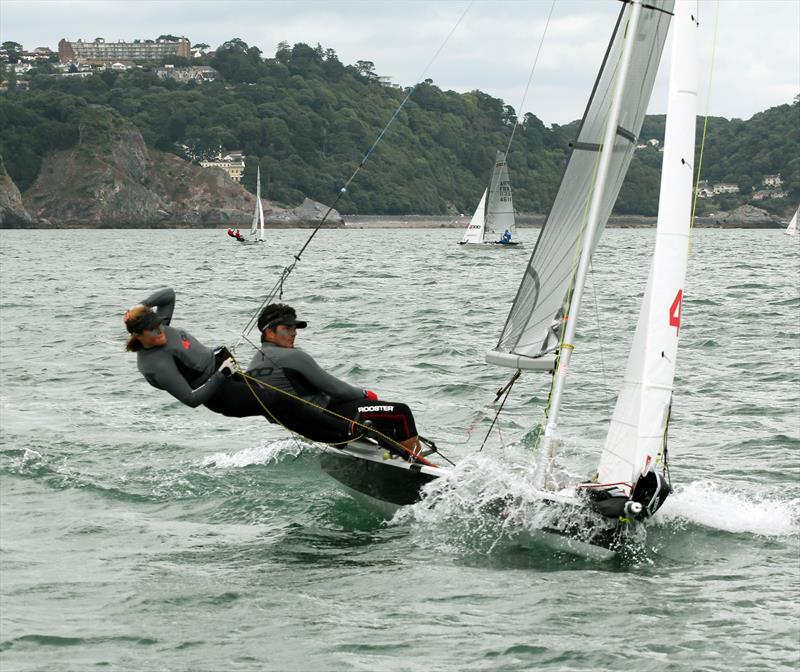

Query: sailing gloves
[[364, 389, 378, 400], [218, 357, 236, 378]]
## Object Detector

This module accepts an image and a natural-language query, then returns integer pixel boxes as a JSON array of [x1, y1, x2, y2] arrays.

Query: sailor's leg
[[327, 399, 419, 455]]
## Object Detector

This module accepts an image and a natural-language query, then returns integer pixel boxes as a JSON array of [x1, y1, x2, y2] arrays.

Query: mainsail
[[487, 0, 674, 370], [484, 151, 515, 240], [599, 0, 697, 492], [461, 189, 487, 244]]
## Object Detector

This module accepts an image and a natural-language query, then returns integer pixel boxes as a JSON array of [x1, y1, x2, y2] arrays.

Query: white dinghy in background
[[239, 166, 265, 245], [785, 206, 798, 236], [460, 151, 521, 247]]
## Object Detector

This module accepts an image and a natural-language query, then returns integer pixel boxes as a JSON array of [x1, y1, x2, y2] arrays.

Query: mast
[[256, 166, 265, 241], [534, 0, 644, 489]]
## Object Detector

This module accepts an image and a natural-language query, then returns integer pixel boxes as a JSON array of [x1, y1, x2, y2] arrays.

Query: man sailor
[[246, 303, 424, 456]]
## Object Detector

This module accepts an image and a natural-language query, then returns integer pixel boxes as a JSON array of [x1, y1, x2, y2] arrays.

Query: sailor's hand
[[218, 357, 236, 377], [364, 389, 378, 400]]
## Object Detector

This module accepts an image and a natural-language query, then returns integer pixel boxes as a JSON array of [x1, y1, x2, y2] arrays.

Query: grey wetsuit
[[135, 287, 225, 408], [246, 342, 364, 407], [246, 340, 418, 444]]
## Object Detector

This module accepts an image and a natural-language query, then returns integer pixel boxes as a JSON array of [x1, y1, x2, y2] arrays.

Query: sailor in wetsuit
[[124, 287, 281, 418], [246, 303, 424, 455]]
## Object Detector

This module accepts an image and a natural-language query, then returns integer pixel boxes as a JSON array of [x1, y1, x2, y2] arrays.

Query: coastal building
[[712, 183, 740, 195], [635, 138, 661, 150], [155, 65, 218, 83], [752, 189, 788, 201], [20, 47, 55, 62], [199, 151, 246, 182], [696, 180, 714, 198], [762, 174, 783, 188], [58, 37, 190, 65]]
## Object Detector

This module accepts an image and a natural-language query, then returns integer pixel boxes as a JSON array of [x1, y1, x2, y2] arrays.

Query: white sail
[[786, 206, 798, 236], [487, 0, 674, 371], [485, 151, 516, 240], [599, 0, 697, 493], [461, 189, 487, 244], [257, 194, 265, 242], [250, 167, 265, 242]]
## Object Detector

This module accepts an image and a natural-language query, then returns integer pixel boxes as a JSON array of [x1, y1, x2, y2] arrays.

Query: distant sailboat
[[240, 167, 265, 245], [460, 151, 520, 246], [786, 206, 798, 236]]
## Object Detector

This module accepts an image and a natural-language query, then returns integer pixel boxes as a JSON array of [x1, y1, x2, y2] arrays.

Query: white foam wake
[[401, 457, 799, 541], [202, 438, 314, 468], [654, 479, 799, 537]]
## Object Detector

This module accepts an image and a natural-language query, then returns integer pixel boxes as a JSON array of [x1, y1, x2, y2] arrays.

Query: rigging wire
[[689, 0, 719, 235], [487, 0, 558, 211], [233, 1, 475, 353], [467, 1, 557, 449], [477, 369, 521, 452]]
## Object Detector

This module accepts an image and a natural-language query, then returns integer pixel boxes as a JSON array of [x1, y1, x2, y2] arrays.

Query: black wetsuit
[[135, 288, 279, 418], [246, 341, 418, 445]]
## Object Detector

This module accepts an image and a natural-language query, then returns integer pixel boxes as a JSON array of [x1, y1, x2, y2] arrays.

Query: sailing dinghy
[[239, 166, 266, 245], [785, 206, 798, 236], [459, 151, 521, 246], [319, 0, 695, 557]]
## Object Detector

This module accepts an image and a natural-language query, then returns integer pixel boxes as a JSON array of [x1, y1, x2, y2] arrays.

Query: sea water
[[1, 228, 798, 671]]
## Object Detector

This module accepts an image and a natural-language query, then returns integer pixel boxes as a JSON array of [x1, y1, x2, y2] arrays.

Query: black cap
[[125, 310, 164, 334], [257, 303, 308, 331]]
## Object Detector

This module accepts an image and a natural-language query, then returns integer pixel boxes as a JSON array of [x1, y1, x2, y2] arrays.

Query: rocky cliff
[[707, 204, 782, 228], [20, 129, 342, 228], [0, 163, 34, 227]]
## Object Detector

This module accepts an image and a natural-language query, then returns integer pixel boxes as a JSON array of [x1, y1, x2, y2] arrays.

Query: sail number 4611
[[669, 289, 683, 334]]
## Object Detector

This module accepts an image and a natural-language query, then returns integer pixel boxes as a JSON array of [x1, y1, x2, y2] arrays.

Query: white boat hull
[[458, 241, 522, 247]]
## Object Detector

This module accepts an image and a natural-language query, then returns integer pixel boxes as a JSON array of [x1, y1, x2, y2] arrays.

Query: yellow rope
[[689, 0, 720, 237], [229, 356, 438, 467]]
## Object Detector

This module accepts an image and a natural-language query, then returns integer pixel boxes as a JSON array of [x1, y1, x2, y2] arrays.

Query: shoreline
[[1, 214, 786, 230], [340, 214, 784, 229]]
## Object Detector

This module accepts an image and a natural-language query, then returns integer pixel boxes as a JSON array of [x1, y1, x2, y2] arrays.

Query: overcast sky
[[2, 0, 797, 125]]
